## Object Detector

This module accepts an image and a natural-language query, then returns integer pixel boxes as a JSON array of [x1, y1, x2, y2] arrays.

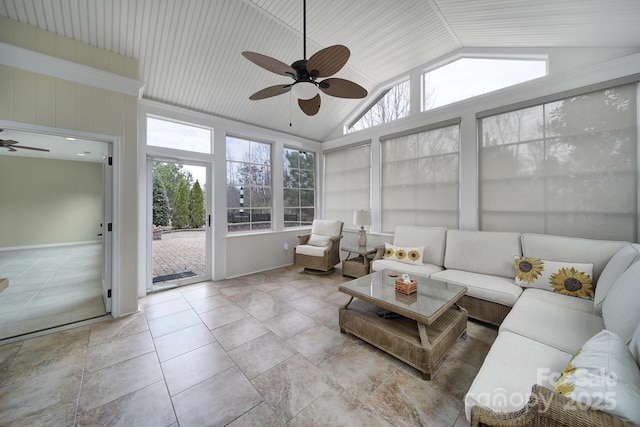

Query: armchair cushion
[[307, 233, 331, 247], [311, 219, 342, 237]]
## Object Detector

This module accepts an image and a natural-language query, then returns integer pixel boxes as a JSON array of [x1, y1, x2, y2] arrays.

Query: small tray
[[395, 279, 417, 295]]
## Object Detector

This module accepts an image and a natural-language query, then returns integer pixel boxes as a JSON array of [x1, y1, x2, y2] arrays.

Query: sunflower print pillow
[[383, 243, 425, 265], [514, 256, 594, 299]]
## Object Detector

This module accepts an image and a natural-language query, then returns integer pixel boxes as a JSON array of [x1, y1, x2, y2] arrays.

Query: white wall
[[0, 156, 103, 247]]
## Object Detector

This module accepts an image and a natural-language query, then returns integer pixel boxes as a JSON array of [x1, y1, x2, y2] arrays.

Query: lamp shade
[[291, 81, 319, 100], [353, 210, 372, 226]]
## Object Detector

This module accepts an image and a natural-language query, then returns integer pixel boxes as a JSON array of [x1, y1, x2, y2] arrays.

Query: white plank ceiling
[[1, 0, 640, 142]]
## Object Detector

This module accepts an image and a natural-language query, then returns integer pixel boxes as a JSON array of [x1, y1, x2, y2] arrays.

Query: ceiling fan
[[242, 0, 368, 116], [0, 129, 50, 152]]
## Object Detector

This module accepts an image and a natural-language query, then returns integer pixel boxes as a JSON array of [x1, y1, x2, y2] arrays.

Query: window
[[479, 83, 637, 240], [147, 117, 211, 153], [348, 80, 410, 133], [283, 148, 315, 227], [324, 144, 371, 226], [381, 123, 460, 232], [226, 137, 272, 232], [423, 58, 547, 112]]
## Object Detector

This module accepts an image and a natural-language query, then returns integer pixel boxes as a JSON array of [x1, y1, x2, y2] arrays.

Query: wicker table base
[[339, 298, 467, 379]]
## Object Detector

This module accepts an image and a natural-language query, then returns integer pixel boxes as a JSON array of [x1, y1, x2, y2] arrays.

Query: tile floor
[[0, 265, 498, 426], [0, 244, 107, 339]]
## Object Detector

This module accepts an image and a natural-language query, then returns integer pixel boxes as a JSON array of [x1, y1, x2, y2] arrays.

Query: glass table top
[[338, 269, 467, 323]]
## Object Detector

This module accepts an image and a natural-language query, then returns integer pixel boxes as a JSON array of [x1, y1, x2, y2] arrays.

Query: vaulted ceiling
[[1, 0, 640, 142]]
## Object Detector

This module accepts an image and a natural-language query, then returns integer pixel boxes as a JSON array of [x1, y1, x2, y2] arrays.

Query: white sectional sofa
[[370, 226, 640, 426]]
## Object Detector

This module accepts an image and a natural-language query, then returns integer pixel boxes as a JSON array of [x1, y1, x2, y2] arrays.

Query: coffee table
[[338, 269, 467, 379]]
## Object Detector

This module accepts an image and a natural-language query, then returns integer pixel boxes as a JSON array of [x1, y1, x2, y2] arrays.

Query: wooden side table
[[341, 246, 377, 278]]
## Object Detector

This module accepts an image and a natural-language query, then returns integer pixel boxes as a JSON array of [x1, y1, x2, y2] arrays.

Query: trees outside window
[[348, 80, 410, 133], [284, 148, 315, 227]]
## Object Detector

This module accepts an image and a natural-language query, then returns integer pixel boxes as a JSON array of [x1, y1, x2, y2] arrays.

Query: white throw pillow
[[383, 243, 425, 265], [307, 233, 331, 247], [514, 256, 594, 299], [602, 259, 640, 344], [594, 244, 640, 311], [555, 330, 640, 425]]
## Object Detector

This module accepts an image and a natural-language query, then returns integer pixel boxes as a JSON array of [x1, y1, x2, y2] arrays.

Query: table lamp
[[353, 210, 372, 247]]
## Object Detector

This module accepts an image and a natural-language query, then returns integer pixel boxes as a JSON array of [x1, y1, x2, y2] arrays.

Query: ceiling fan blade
[[319, 78, 368, 99], [298, 94, 321, 116], [307, 45, 350, 77], [14, 145, 50, 152], [249, 85, 291, 100], [242, 51, 296, 78], [0, 139, 19, 145]]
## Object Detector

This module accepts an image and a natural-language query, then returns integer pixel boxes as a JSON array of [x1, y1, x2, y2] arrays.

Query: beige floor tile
[[143, 298, 192, 320], [76, 381, 176, 427], [243, 298, 293, 322], [227, 401, 282, 427], [448, 334, 493, 369], [0, 365, 81, 425], [154, 323, 216, 362], [286, 295, 328, 315], [148, 308, 202, 338], [212, 316, 270, 350], [140, 288, 185, 307], [308, 305, 340, 329], [89, 312, 149, 346], [263, 310, 317, 339], [85, 330, 155, 373], [430, 356, 480, 401], [268, 286, 308, 302], [252, 354, 333, 423], [228, 332, 296, 379], [228, 290, 281, 308], [3, 327, 89, 385], [161, 341, 235, 396], [288, 386, 393, 427], [365, 369, 462, 427], [172, 366, 263, 427], [198, 304, 249, 330], [180, 283, 221, 303], [287, 325, 351, 364], [454, 407, 472, 427], [78, 352, 164, 413], [319, 342, 397, 403], [187, 294, 235, 313]]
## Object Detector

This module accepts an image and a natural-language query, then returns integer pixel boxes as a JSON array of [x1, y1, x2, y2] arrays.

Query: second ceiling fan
[[242, 0, 367, 116]]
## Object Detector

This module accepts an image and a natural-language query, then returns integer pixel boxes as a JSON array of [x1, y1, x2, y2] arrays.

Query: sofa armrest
[[471, 384, 633, 427], [373, 245, 385, 261]]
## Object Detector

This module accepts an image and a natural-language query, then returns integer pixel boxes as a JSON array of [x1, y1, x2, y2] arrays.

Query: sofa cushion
[[499, 289, 605, 354], [371, 258, 443, 276], [444, 230, 521, 278], [464, 331, 573, 421], [383, 242, 425, 265], [555, 330, 640, 425], [521, 233, 628, 284], [594, 243, 640, 311], [431, 269, 522, 306], [514, 256, 594, 299], [516, 288, 599, 315], [393, 225, 447, 266], [602, 259, 640, 344]]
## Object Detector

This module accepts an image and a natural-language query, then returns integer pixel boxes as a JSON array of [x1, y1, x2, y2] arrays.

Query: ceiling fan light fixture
[[291, 81, 319, 100]]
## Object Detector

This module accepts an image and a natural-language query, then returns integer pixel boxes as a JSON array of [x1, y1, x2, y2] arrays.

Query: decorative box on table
[[395, 279, 417, 294]]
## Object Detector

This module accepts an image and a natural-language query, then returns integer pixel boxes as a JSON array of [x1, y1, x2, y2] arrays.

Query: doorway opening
[[0, 126, 113, 339], [149, 161, 210, 291]]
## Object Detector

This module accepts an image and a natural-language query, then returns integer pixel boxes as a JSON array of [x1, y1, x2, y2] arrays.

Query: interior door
[[101, 144, 113, 312]]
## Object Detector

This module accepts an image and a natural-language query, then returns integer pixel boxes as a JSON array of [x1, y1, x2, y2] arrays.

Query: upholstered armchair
[[294, 219, 344, 274]]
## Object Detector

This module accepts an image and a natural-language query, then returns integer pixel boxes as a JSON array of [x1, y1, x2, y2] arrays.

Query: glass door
[[149, 160, 210, 291]]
